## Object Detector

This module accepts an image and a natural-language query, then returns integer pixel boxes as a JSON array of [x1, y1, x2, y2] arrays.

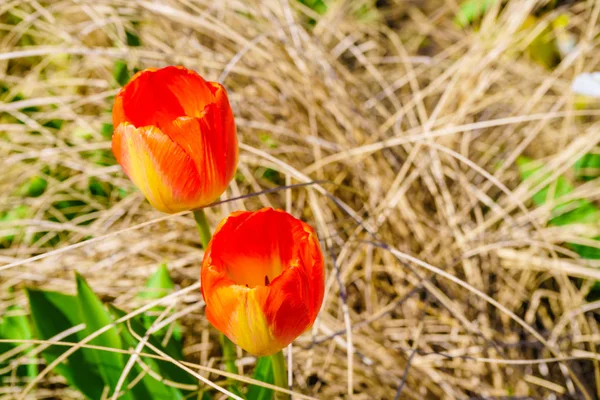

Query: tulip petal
[[208, 209, 296, 287], [210, 82, 238, 183], [112, 122, 203, 213], [113, 66, 216, 130], [296, 225, 325, 320], [263, 266, 312, 346], [204, 282, 280, 356], [210, 82, 238, 166], [162, 113, 236, 205]]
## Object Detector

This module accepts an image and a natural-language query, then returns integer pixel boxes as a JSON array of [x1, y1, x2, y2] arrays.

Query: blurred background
[[1, 0, 600, 399]]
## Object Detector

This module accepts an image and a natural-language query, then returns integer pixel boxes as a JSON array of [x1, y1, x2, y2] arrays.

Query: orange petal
[[209, 82, 238, 183], [295, 223, 325, 321], [263, 266, 312, 346], [112, 66, 216, 130], [112, 92, 126, 129], [112, 122, 208, 213], [203, 277, 280, 356], [208, 209, 296, 285], [201, 235, 280, 355], [163, 114, 237, 206]]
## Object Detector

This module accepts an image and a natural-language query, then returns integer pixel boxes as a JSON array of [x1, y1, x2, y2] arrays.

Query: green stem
[[193, 209, 242, 397], [271, 350, 288, 399], [220, 334, 239, 381], [193, 209, 212, 249]]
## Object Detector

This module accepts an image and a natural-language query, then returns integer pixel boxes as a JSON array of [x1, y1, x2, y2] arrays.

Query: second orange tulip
[[201, 208, 325, 356]]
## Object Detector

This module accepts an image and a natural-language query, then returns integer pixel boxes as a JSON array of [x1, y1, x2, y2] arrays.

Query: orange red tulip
[[111, 66, 238, 213], [201, 208, 325, 356]]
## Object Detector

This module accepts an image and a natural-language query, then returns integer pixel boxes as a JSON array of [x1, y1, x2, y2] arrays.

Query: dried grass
[[1, 0, 600, 398]]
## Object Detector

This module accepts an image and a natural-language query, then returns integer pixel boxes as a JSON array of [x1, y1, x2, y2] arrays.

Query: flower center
[[225, 256, 283, 289]]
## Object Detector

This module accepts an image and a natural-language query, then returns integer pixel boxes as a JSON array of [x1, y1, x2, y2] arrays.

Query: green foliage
[[108, 306, 194, 400], [27, 288, 106, 399], [139, 264, 175, 300], [299, 0, 327, 15], [75, 273, 131, 399], [52, 199, 88, 221], [21, 269, 203, 399], [0, 304, 37, 382], [82, 148, 117, 167], [259, 167, 284, 186], [101, 123, 114, 139], [138, 264, 182, 345], [575, 153, 600, 181], [220, 334, 244, 398], [18, 176, 47, 197], [114, 60, 131, 87], [297, 0, 328, 26], [0, 205, 29, 246], [517, 156, 600, 259], [247, 356, 275, 400], [43, 119, 64, 130], [454, 0, 496, 28], [569, 243, 600, 260], [89, 177, 111, 198], [126, 31, 141, 47]]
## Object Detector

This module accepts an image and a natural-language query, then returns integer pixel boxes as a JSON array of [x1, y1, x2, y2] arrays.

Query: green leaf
[[125, 31, 141, 47], [108, 305, 184, 400], [517, 156, 600, 261], [532, 176, 572, 207], [517, 156, 572, 205], [109, 305, 197, 397], [139, 264, 175, 301], [517, 156, 572, 209], [298, 0, 328, 15], [217, 334, 244, 398], [259, 167, 284, 185], [114, 60, 130, 87], [115, 328, 184, 400], [0, 304, 36, 380], [247, 356, 275, 400], [43, 119, 63, 130], [89, 178, 109, 198], [0, 205, 29, 245], [26, 288, 105, 399], [454, 0, 496, 28], [0, 305, 32, 342], [138, 264, 182, 346], [517, 156, 599, 226], [569, 240, 600, 260], [101, 123, 114, 140], [0, 205, 29, 221], [75, 272, 131, 399], [575, 153, 600, 181], [18, 176, 47, 197], [550, 200, 599, 227]]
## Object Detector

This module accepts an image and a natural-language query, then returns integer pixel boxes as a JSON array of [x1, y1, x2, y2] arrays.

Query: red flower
[[201, 208, 325, 356], [111, 66, 238, 213]]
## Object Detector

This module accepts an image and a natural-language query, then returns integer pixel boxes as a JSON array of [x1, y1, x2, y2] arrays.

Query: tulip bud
[[111, 66, 238, 213], [201, 208, 325, 356]]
